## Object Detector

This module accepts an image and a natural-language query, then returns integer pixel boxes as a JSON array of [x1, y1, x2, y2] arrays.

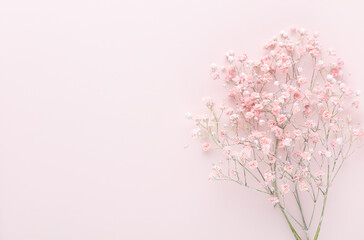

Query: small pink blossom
[[284, 164, 293, 173], [292, 103, 300, 114], [218, 103, 226, 110], [268, 120, 276, 128], [191, 128, 201, 138], [293, 130, 302, 137], [352, 100, 359, 109], [269, 197, 279, 204], [299, 182, 309, 191], [309, 132, 319, 143], [260, 137, 271, 146], [202, 143, 211, 151], [261, 145, 270, 154], [268, 156, 276, 164], [230, 114, 239, 122], [305, 120, 314, 128], [264, 169, 275, 182], [248, 160, 258, 169], [220, 130, 226, 137], [272, 126, 283, 138], [297, 76, 307, 85], [353, 128, 364, 137], [330, 97, 340, 105], [301, 152, 311, 161], [202, 97, 215, 108], [222, 146, 232, 155], [272, 105, 281, 116], [225, 108, 234, 115], [241, 146, 252, 159], [304, 104, 312, 115], [315, 170, 325, 178], [245, 111, 254, 119], [330, 140, 338, 147], [277, 114, 288, 125], [322, 110, 331, 119], [329, 123, 339, 132], [212, 72, 219, 80], [281, 184, 290, 194], [281, 137, 292, 147], [319, 150, 331, 158]]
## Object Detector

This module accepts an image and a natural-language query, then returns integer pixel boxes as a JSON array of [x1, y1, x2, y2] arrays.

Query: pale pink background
[[0, 0, 363, 239]]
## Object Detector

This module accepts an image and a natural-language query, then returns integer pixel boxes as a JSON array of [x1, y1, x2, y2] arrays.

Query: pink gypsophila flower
[[269, 197, 279, 204], [202, 143, 211, 151], [277, 114, 287, 125], [248, 160, 258, 169], [281, 184, 290, 194], [322, 110, 331, 119]]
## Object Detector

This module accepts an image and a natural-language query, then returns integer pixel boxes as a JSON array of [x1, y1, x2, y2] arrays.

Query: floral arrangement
[[187, 28, 363, 240]]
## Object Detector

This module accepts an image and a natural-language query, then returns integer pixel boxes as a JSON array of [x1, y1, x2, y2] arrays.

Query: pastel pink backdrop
[[0, 0, 363, 239]]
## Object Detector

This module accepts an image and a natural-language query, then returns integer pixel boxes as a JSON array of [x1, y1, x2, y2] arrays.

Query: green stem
[[294, 186, 308, 230], [314, 164, 330, 240], [279, 204, 303, 240], [314, 194, 328, 240]]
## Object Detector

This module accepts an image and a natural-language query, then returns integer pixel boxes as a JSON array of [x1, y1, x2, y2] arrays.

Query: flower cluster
[[187, 28, 363, 240]]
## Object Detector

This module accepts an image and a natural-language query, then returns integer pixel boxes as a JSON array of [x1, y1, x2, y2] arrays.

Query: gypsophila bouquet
[[186, 28, 363, 240]]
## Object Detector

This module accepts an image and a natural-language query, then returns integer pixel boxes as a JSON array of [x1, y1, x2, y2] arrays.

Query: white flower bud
[[298, 28, 306, 35], [259, 120, 266, 126], [280, 30, 288, 38], [185, 112, 192, 120]]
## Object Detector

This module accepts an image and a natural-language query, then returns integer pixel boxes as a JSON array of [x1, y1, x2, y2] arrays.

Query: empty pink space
[[0, 0, 363, 239]]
